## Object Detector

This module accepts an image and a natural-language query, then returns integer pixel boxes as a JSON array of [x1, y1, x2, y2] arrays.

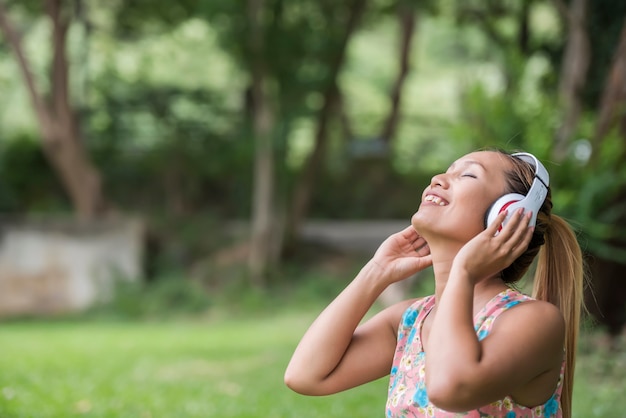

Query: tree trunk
[[587, 18, 626, 347], [284, 0, 367, 249], [518, 0, 531, 56], [0, 0, 106, 220], [593, 17, 626, 145], [247, 0, 276, 287], [380, 1, 417, 144], [552, 0, 590, 162], [284, 82, 339, 251]]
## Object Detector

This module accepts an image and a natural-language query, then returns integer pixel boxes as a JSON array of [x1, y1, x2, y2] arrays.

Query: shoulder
[[383, 295, 432, 317], [485, 290, 562, 328], [372, 296, 432, 335], [498, 298, 564, 331], [490, 298, 565, 355]]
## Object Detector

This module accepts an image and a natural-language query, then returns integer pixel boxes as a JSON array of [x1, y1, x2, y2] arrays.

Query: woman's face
[[411, 151, 512, 243]]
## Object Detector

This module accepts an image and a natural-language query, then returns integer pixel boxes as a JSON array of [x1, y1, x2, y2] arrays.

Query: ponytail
[[532, 215, 584, 418], [498, 150, 585, 418]]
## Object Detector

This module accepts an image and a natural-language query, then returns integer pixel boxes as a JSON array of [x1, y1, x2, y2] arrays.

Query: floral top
[[386, 289, 564, 418]]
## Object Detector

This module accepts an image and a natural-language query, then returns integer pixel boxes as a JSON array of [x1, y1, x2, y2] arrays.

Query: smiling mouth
[[424, 195, 448, 206]]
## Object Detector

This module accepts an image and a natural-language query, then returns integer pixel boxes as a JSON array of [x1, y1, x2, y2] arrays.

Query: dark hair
[[499, 154, 549, 284], [497, 150, 583, 418]]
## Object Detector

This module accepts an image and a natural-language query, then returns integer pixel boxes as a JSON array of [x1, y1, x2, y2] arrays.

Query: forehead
[[449, 151, 512, 173]]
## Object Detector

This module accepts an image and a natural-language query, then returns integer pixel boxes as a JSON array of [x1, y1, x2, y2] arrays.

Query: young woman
[[284, 150, 584, 418]]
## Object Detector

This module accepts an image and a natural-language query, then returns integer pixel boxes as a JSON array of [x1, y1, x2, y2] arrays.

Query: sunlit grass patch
[[0, 314, 387, 418], [0, 313, 623, 417]]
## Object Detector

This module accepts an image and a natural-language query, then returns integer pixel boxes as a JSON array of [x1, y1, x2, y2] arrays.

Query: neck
[[429, 242, 509, 306], [434, 272, 508, 305]]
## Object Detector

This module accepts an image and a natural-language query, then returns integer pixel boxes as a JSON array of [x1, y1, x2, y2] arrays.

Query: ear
[[484, 193, 526, 229]]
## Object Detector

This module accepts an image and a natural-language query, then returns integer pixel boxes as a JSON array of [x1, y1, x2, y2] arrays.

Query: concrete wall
[[0, 218, 144, 317]]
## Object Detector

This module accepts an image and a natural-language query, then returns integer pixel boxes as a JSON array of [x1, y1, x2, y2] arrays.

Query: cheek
[[471, 199, 492, 218], [458, 198, 493, 233], [475, 199, 495, 221]]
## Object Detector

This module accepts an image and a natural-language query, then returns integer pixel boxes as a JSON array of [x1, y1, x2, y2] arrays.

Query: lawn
[[0, 310, 624, 418]]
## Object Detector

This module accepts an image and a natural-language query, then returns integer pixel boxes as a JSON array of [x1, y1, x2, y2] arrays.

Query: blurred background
[[0, 0, 624, 417]]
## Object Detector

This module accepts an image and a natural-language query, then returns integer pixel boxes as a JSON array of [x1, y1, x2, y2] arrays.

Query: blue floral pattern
[[386, 289, 565, 417], [544, 395, 559, 418]]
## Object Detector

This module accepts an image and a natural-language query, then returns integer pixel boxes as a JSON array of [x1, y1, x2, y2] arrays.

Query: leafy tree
[[203, 1, 438, 282], [0, 0, 107, 219]]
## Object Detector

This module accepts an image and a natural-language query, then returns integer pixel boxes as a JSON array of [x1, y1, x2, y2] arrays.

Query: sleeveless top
[[386, 289, 564, 418]]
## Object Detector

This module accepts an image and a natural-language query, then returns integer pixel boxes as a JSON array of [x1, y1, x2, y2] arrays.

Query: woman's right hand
[[369, 225, 432, 285]]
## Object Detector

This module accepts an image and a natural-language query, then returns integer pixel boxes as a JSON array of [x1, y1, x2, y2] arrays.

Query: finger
[[406, 254, 433, 272], [508, 210, 533, 244], [513, 211, 533, 238], [401, 226, 428, 250], [501, 207, 524, 232], [509, 227, 534, 260], [507, 212, 534, 255], [415, 243, 430, 256], [411, 234, 427, 247], [486, 210, 509, 236], [515, 215, 535, 250], [497, 208, 526, 241], [419, 254, 433, 268], [399, 225, 419, 241]]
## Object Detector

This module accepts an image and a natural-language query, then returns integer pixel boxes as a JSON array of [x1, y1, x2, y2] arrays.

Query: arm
[[284, 226, 432, 395], [425, 209, 565, 411]]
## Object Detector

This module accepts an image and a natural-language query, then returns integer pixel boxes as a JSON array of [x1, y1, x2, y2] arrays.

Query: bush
[[90, 276, 212, 320]]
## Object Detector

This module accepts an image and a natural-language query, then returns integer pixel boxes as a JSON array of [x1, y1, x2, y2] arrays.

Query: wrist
[[449, 263, 477, 286], [357, 260, 391, 294]]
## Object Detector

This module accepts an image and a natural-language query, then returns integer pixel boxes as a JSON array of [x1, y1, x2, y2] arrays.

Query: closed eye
[[462, 173, 477, 178]]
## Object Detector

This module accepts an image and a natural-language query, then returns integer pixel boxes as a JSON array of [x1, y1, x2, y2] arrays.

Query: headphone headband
[[511, 152, 550, 189]]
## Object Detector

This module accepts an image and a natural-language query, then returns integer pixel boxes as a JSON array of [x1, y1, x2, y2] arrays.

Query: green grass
[[0, 311, 624, 418], [0, 312, 387, 418]]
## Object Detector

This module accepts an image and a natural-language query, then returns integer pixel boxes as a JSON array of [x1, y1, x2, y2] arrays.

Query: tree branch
[[47, 0, 73, 128], [461, 8, 508, 49], [286, 0, 367, 244], [593, 17, 626, 147], [553, 0, 590, 161], [0, 0, 50, 130], [380, 1, 417, 143], [552, 0, 570, 21]]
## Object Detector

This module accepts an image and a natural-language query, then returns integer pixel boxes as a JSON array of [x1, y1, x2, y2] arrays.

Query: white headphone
[[484, 152, 550, 229]]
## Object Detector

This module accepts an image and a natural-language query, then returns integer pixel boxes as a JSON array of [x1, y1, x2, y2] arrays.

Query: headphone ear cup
[[485, 193, 526, 229]]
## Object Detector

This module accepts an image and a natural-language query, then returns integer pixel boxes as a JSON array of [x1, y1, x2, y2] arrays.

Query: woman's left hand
[[452, 208, 534, 283]]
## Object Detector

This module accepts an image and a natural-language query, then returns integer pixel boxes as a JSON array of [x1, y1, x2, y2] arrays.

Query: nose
[[430, 173, 448, 188]]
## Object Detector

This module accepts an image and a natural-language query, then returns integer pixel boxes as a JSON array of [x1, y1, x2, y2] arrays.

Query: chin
[[412, 212, 482, 242], [411, 211, 433, 234]]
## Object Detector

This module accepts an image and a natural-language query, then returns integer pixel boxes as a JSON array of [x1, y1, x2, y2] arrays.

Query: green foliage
[[451, 76, 626, 261], [310, 157, 427, 219], [0, 134, 69, 213], [583, 0, 626, 107], [86, 79, 253, 217], [3, 0, 44, 16], [559, 132, 626, 261], [449, 79, 560, 161], [89, 276, 212, 320], [451, 83, 527, 150], [0, 78, 256, 218], [2, 0, 626, 278], [112, 0, 199, 39], [451, 0, 564, 93]]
